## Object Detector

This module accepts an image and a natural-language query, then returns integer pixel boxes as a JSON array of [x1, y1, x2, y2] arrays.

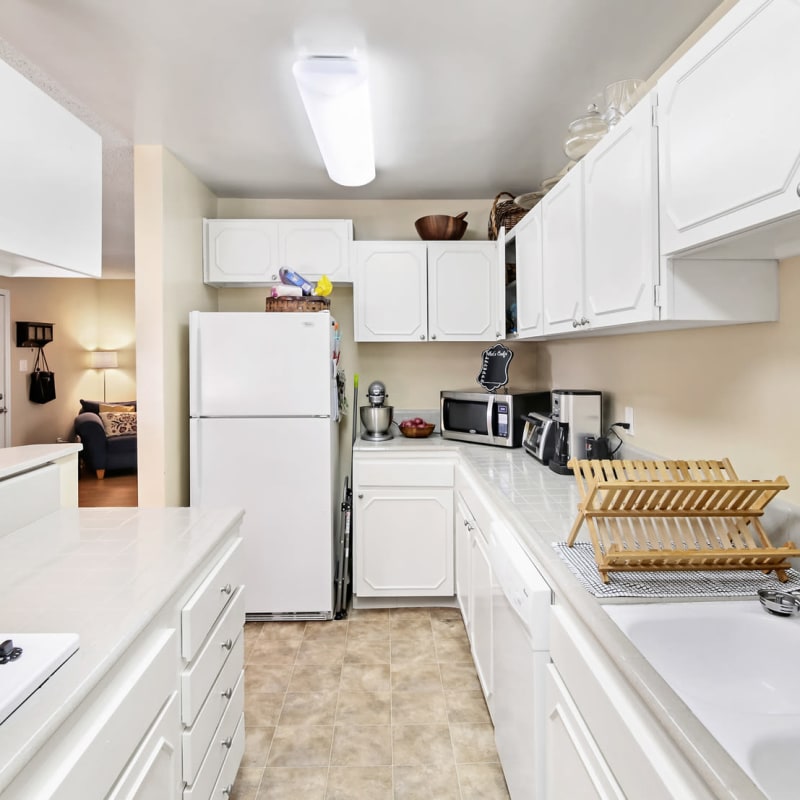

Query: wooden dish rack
[[566, 458, 800, 584]]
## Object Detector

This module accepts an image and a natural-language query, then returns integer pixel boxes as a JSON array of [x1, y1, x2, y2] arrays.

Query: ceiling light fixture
[[292, 55, 375, 187]]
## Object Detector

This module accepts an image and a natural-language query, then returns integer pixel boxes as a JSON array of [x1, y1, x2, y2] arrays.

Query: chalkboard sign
[[477, 343, 513, 392]]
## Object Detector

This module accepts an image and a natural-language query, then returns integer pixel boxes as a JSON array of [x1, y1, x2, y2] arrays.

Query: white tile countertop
[[0, 443, 81, 480], [354, 433, 773, 799], [0, 505, 243, 794]]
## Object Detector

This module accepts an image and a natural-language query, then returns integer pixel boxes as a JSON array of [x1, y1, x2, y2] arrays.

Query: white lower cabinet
[[353, 455, 455, 598], [454, 496, 474, 628], [548, 606, 716, 800], [468, 522, 493, 713]]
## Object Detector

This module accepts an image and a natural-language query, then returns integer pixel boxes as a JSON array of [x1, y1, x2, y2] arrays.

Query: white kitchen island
[[0, 445, 245, 799]]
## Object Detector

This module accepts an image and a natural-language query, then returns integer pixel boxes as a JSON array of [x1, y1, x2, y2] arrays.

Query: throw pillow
[[99, 411, 137, 437], [80, 399, 137, 414], [99, 403, 135, 413]]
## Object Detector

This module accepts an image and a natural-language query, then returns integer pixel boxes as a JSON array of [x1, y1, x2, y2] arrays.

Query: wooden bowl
[[414, 212, 468, 241], [399, 423, 436, 438]]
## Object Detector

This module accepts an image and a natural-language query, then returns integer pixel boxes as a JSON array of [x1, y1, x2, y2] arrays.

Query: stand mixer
[[360, 381, 394, 441]]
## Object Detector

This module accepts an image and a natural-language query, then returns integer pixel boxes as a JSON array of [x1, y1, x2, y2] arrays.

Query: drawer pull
[[221, 638, 233, 651], [221, 687, 233, 700], [222, 785, 233, 797], [221, 736, 233, 749], [220, 583, 233, 595]]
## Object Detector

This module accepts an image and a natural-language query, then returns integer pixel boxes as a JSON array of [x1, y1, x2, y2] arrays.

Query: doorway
[[0, 289, 9, 448]]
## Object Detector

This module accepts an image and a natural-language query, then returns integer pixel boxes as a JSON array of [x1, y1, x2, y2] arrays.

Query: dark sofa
[[74, 399, 138, 479]]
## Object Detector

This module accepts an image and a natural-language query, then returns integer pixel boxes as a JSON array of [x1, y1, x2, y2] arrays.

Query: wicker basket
[[488, 192, 529, 240], [265, 296, 330, 312]]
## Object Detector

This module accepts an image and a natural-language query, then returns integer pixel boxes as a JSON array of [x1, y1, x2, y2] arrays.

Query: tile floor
[[231, 606, 511, 800]]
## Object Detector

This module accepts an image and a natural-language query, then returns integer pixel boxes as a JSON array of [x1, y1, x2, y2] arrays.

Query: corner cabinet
[[353, 240, 504, 342], [203, 218, 353, 286], [353, 453, 455, 598], [658, 0, 800, 257]]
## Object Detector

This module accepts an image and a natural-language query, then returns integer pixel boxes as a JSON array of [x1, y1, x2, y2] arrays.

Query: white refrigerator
[[189, 310, 339, 620]]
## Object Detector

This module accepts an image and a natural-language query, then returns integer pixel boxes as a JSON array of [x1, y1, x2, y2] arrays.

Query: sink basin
[[606, 600, 800, 799]]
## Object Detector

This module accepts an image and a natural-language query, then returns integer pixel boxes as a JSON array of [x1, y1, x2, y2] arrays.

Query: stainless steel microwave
[[440, 390, 551, 448]]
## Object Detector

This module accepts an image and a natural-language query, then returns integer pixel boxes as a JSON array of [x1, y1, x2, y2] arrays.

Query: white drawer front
[[182, 538, 243, 661], [182, 588, 245, 725], [209, 714, 245, 800], [182, 637, 244, 785], [356, 459, 454, 487], [183, 687, 244, 800]]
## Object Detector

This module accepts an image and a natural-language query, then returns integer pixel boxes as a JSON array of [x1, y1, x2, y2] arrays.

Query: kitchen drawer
[[208, 714, 245, 800], [182, 538, 243, 661], [182, 588, 245, 725], [182, 639, 244, 785], [183, 693, 244, 800], [356, 458, 454, 488]]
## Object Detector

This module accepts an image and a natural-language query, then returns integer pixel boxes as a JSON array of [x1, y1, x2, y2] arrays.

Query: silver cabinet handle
[[222, 786, 233, 797], [220, 583, 233, 595], [358, 493, 364, 499], [221, 638, 233, 650], [221, 736, 233, 749], [580, 316, 590, 326], [431, 333, 437, 340], [797, 183, 800, 197], [572, 319, 580, 328], [463, 519, 469, 527], [271, 273, 278, 281], [221, 687, 233, 699], [419, 333, 426, 340]]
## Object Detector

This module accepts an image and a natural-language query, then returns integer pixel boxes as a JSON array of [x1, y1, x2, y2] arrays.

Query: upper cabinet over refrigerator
[[189, 311, 334, 418]]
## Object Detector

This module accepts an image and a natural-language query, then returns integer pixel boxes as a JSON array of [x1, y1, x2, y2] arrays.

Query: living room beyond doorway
[[78, 467, 137, 507]]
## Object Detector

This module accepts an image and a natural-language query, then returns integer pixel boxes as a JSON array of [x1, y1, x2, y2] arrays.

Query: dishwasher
[[490, 520, 552, 800]]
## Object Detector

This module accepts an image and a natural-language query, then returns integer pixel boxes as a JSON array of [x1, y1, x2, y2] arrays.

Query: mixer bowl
[[360, 405, 394, 438]]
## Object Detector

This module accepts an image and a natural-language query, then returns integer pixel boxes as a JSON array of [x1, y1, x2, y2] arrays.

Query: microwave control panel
[[496, 402, 509, 438]]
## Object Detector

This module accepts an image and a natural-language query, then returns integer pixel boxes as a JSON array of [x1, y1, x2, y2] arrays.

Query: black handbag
[[29, 348, 56, 404]]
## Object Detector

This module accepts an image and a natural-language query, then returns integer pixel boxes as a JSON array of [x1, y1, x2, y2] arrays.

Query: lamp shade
[[292, 56, 375, 187], [90, 350, 118, 369]]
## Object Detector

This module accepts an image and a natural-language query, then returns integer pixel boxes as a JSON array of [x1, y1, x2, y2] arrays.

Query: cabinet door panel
[[279, 220, 352, 282], [204, 219, 279, 284], [584, 93, 659, 326], [542, 167, 584, 333], [427, 242, 498, 341], [454, 499, 473, 628], [354, 242, 428, 341], [514, 205, 544, 337], [469, 529, 493, 711], [659, 0, 800, 253], [355, 487, 453, 596]]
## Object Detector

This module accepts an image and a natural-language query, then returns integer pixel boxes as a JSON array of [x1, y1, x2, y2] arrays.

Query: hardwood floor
[[78, 468, 138, 507]]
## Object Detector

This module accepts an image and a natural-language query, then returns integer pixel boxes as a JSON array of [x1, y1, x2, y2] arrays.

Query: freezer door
[[189, 311, 333, 418], [190, 417, 336, 617]]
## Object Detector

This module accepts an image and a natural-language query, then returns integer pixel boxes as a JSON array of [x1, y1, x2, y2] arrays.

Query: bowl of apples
[[397, 417, 436, 438]]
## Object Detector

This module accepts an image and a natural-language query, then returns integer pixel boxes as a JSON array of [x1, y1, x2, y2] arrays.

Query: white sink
[[606, 600, 800, 799]]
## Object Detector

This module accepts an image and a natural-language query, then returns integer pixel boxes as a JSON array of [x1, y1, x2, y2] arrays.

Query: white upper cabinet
[[203, 218, 353, 286], [353, 241, 502, 342], [0, 59, 102, 279], [512, 205, 544, 338], [658, 0, 800, 257], [542, 164, 585, 335], [583, 92, 659, 326]]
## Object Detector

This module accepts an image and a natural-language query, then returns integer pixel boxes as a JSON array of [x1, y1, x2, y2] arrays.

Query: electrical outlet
[[19, 359, 28, 372], [624, 406, 635, 436]]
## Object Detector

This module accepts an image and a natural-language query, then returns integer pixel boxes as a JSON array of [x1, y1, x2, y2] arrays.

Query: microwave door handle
[[486, 396, 494, 442]]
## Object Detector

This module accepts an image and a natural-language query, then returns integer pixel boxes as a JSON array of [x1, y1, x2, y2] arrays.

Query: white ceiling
[[0, 0, 724, 277]]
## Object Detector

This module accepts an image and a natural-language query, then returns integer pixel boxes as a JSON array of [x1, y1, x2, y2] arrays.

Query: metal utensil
[[758, 587, 800, 616]]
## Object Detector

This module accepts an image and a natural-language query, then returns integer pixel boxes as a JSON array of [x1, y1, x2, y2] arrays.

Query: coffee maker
[[548, 390, 602, 475]]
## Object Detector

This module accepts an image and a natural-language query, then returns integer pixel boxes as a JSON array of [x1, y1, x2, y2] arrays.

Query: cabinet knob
[[463, 519, 469, 527], [221, 638, 233, 651], [357, 493, 364, 499], [220, 583, 233, 595], [431, 333, 437, 340], [580, 316, 590, 327], [221, 736, 233, 749], [271, 274, 278, 281], [419, 334, 426, 340], [221, 687, 233, 700], [222, 786, 233, 797], [572, 319, 580, 328], [797, 183, 800, 198]]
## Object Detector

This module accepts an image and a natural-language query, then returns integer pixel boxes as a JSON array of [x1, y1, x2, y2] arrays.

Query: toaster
[[522, 412, 556, 463]]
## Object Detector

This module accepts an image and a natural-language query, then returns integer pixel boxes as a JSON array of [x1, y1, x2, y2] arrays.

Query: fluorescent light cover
[[292, 56, 375, 187], [90, 350, 118, 369]]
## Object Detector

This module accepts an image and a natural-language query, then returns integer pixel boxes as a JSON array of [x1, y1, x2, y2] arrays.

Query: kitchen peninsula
[[0, 445, 245, 799]]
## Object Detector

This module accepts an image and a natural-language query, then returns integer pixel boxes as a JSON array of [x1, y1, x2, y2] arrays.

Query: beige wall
[[134, 146, 217, 507], [536, 256, 800, 501], [0, 276, 135, 445]]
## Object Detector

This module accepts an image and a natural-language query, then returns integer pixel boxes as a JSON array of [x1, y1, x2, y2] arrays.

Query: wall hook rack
[[16, 321, 54, 348]]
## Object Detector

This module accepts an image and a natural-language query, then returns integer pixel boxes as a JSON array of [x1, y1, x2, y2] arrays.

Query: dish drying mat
[[553, 542, 800, 598]]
